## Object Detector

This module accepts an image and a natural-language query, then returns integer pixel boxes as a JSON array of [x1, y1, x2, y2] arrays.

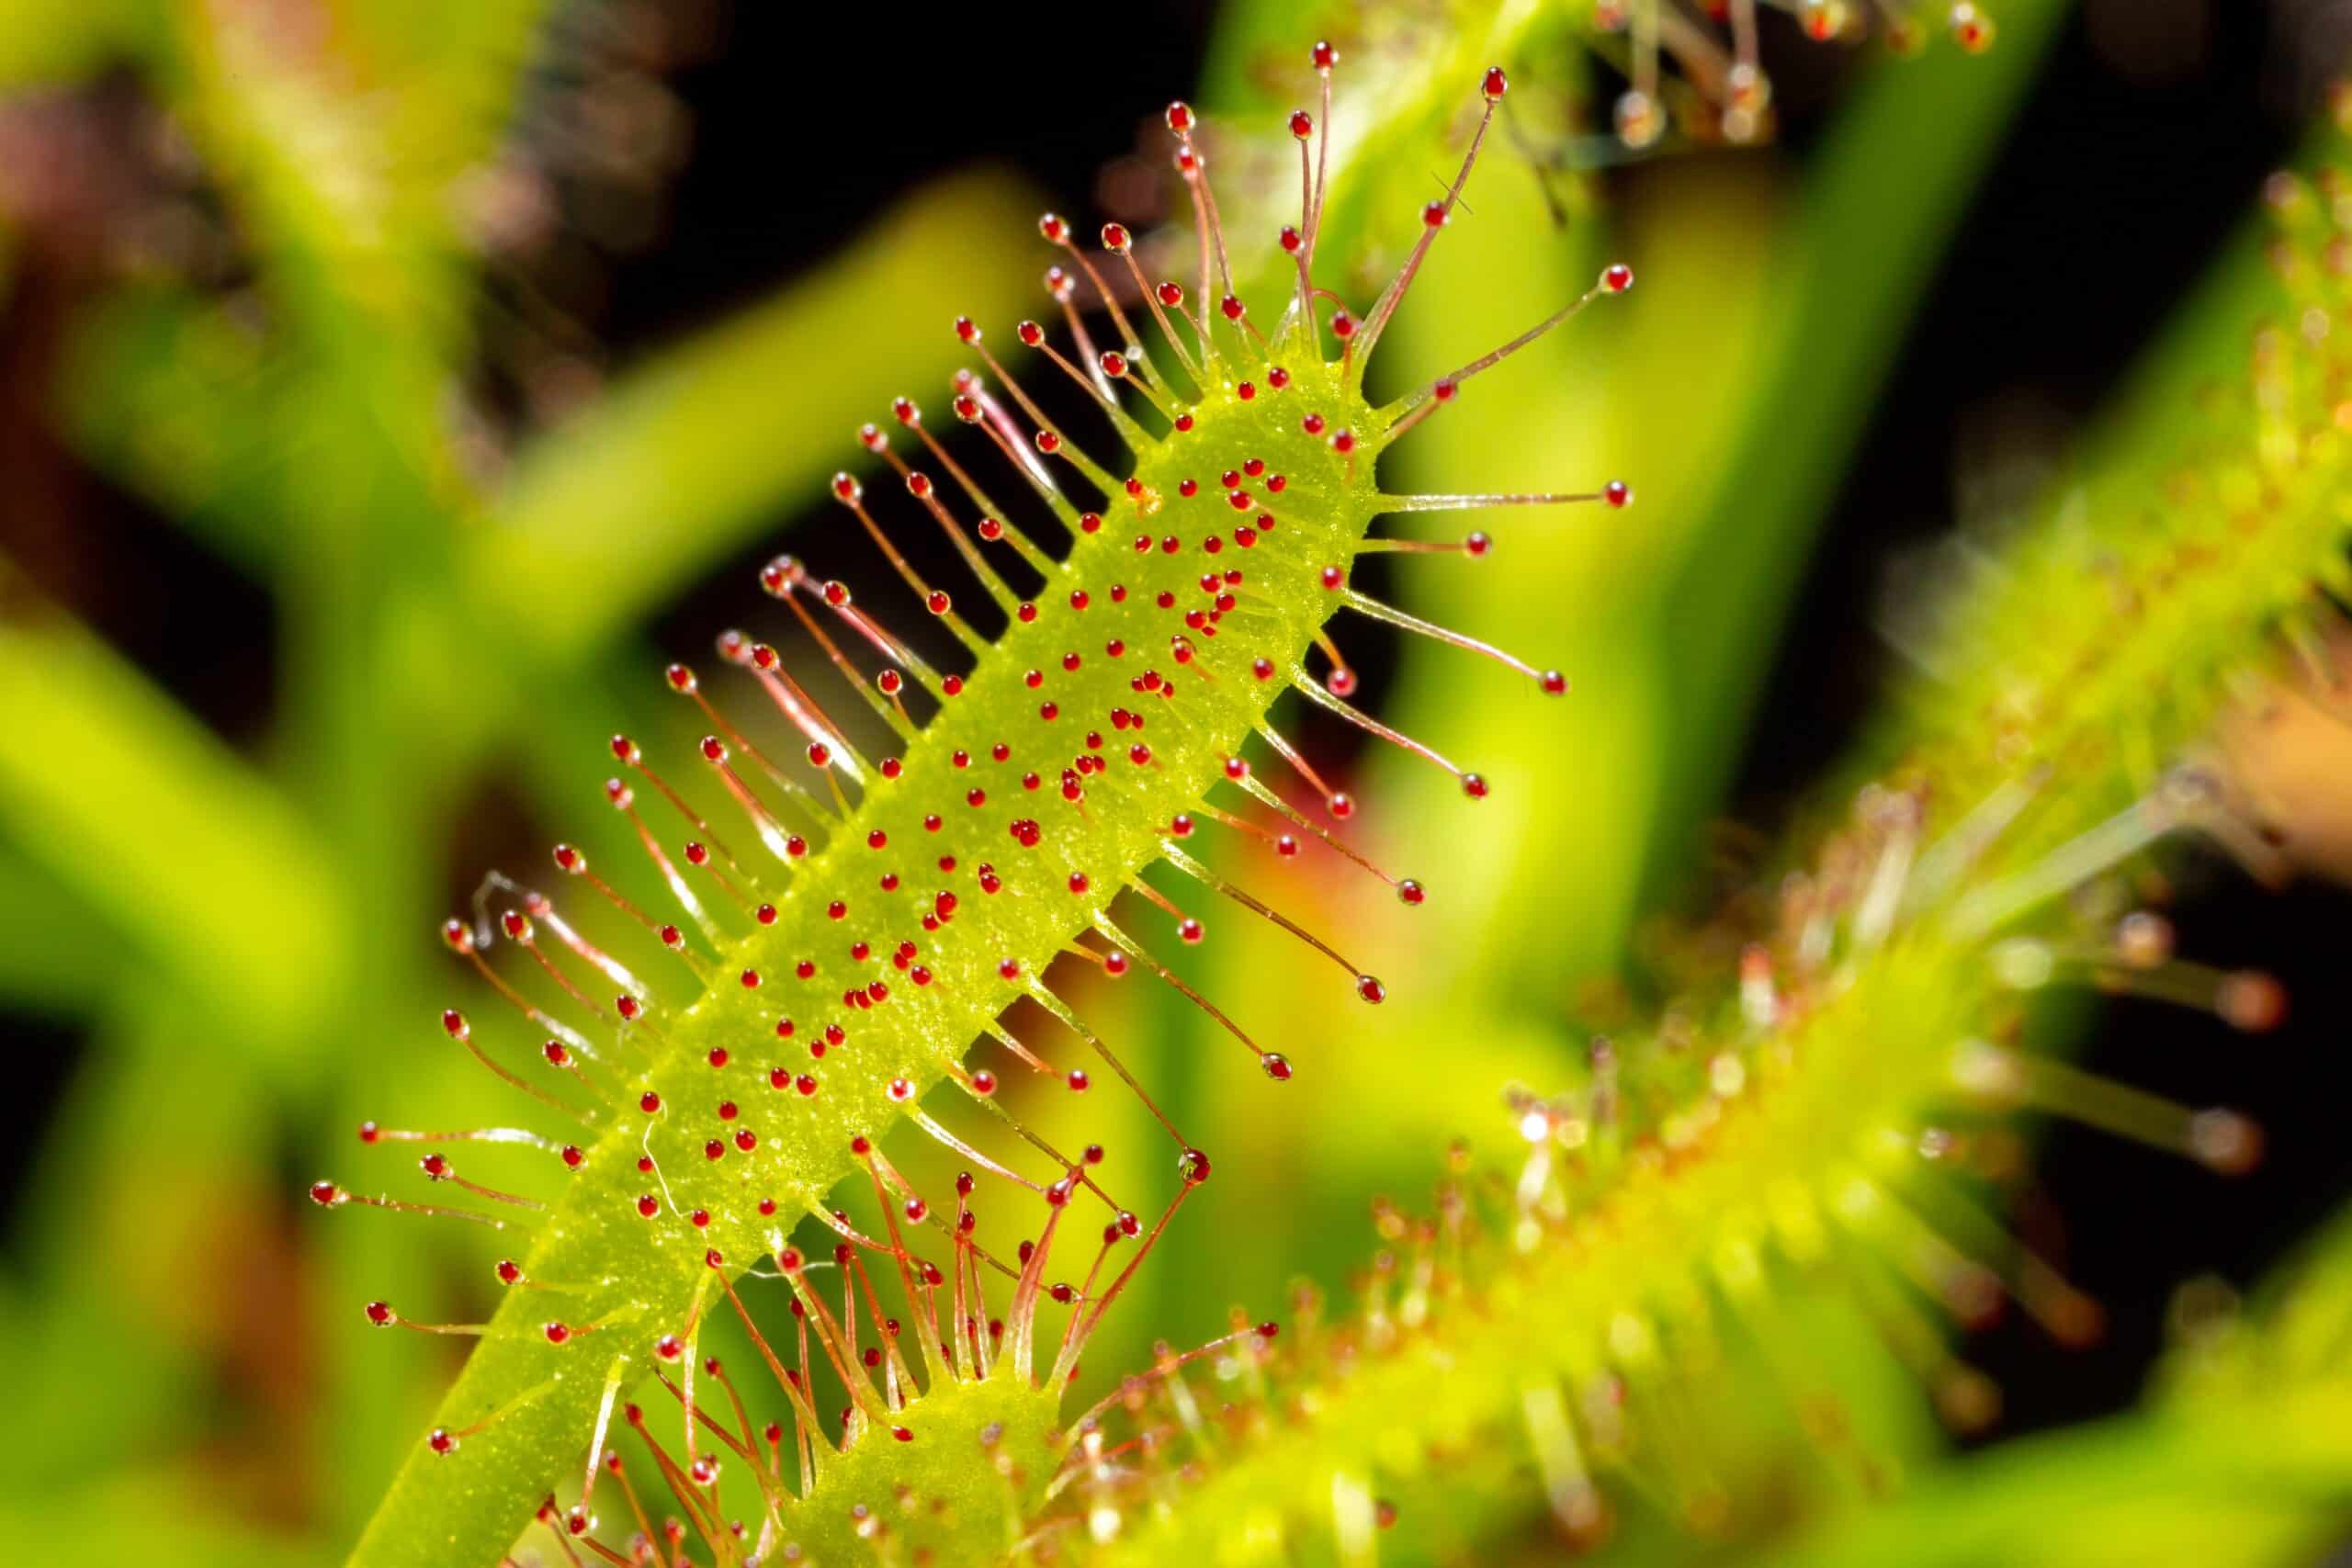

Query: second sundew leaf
[[1074, 81, 2352, 1568], [328, 56, 1632, 1568]]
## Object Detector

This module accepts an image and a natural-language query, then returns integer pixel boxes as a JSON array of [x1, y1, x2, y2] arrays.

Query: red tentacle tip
[[2219, 972, 2289, 1033], [1261, 1053, 1294, 1081], [1482, 66, 1508, 102], [1951, 3, 1996, 52], [1356, 975, 1387, 1004], [1602, 264, 1634, 293]]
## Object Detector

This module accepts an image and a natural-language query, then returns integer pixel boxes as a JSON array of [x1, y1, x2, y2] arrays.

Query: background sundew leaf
[[1765, 1199, 2352, 1568], [1077, 34, 2352, 1560]]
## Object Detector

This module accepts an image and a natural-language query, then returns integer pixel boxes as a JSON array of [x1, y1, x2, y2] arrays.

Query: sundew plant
[[1, 2, 2349, 1565]]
